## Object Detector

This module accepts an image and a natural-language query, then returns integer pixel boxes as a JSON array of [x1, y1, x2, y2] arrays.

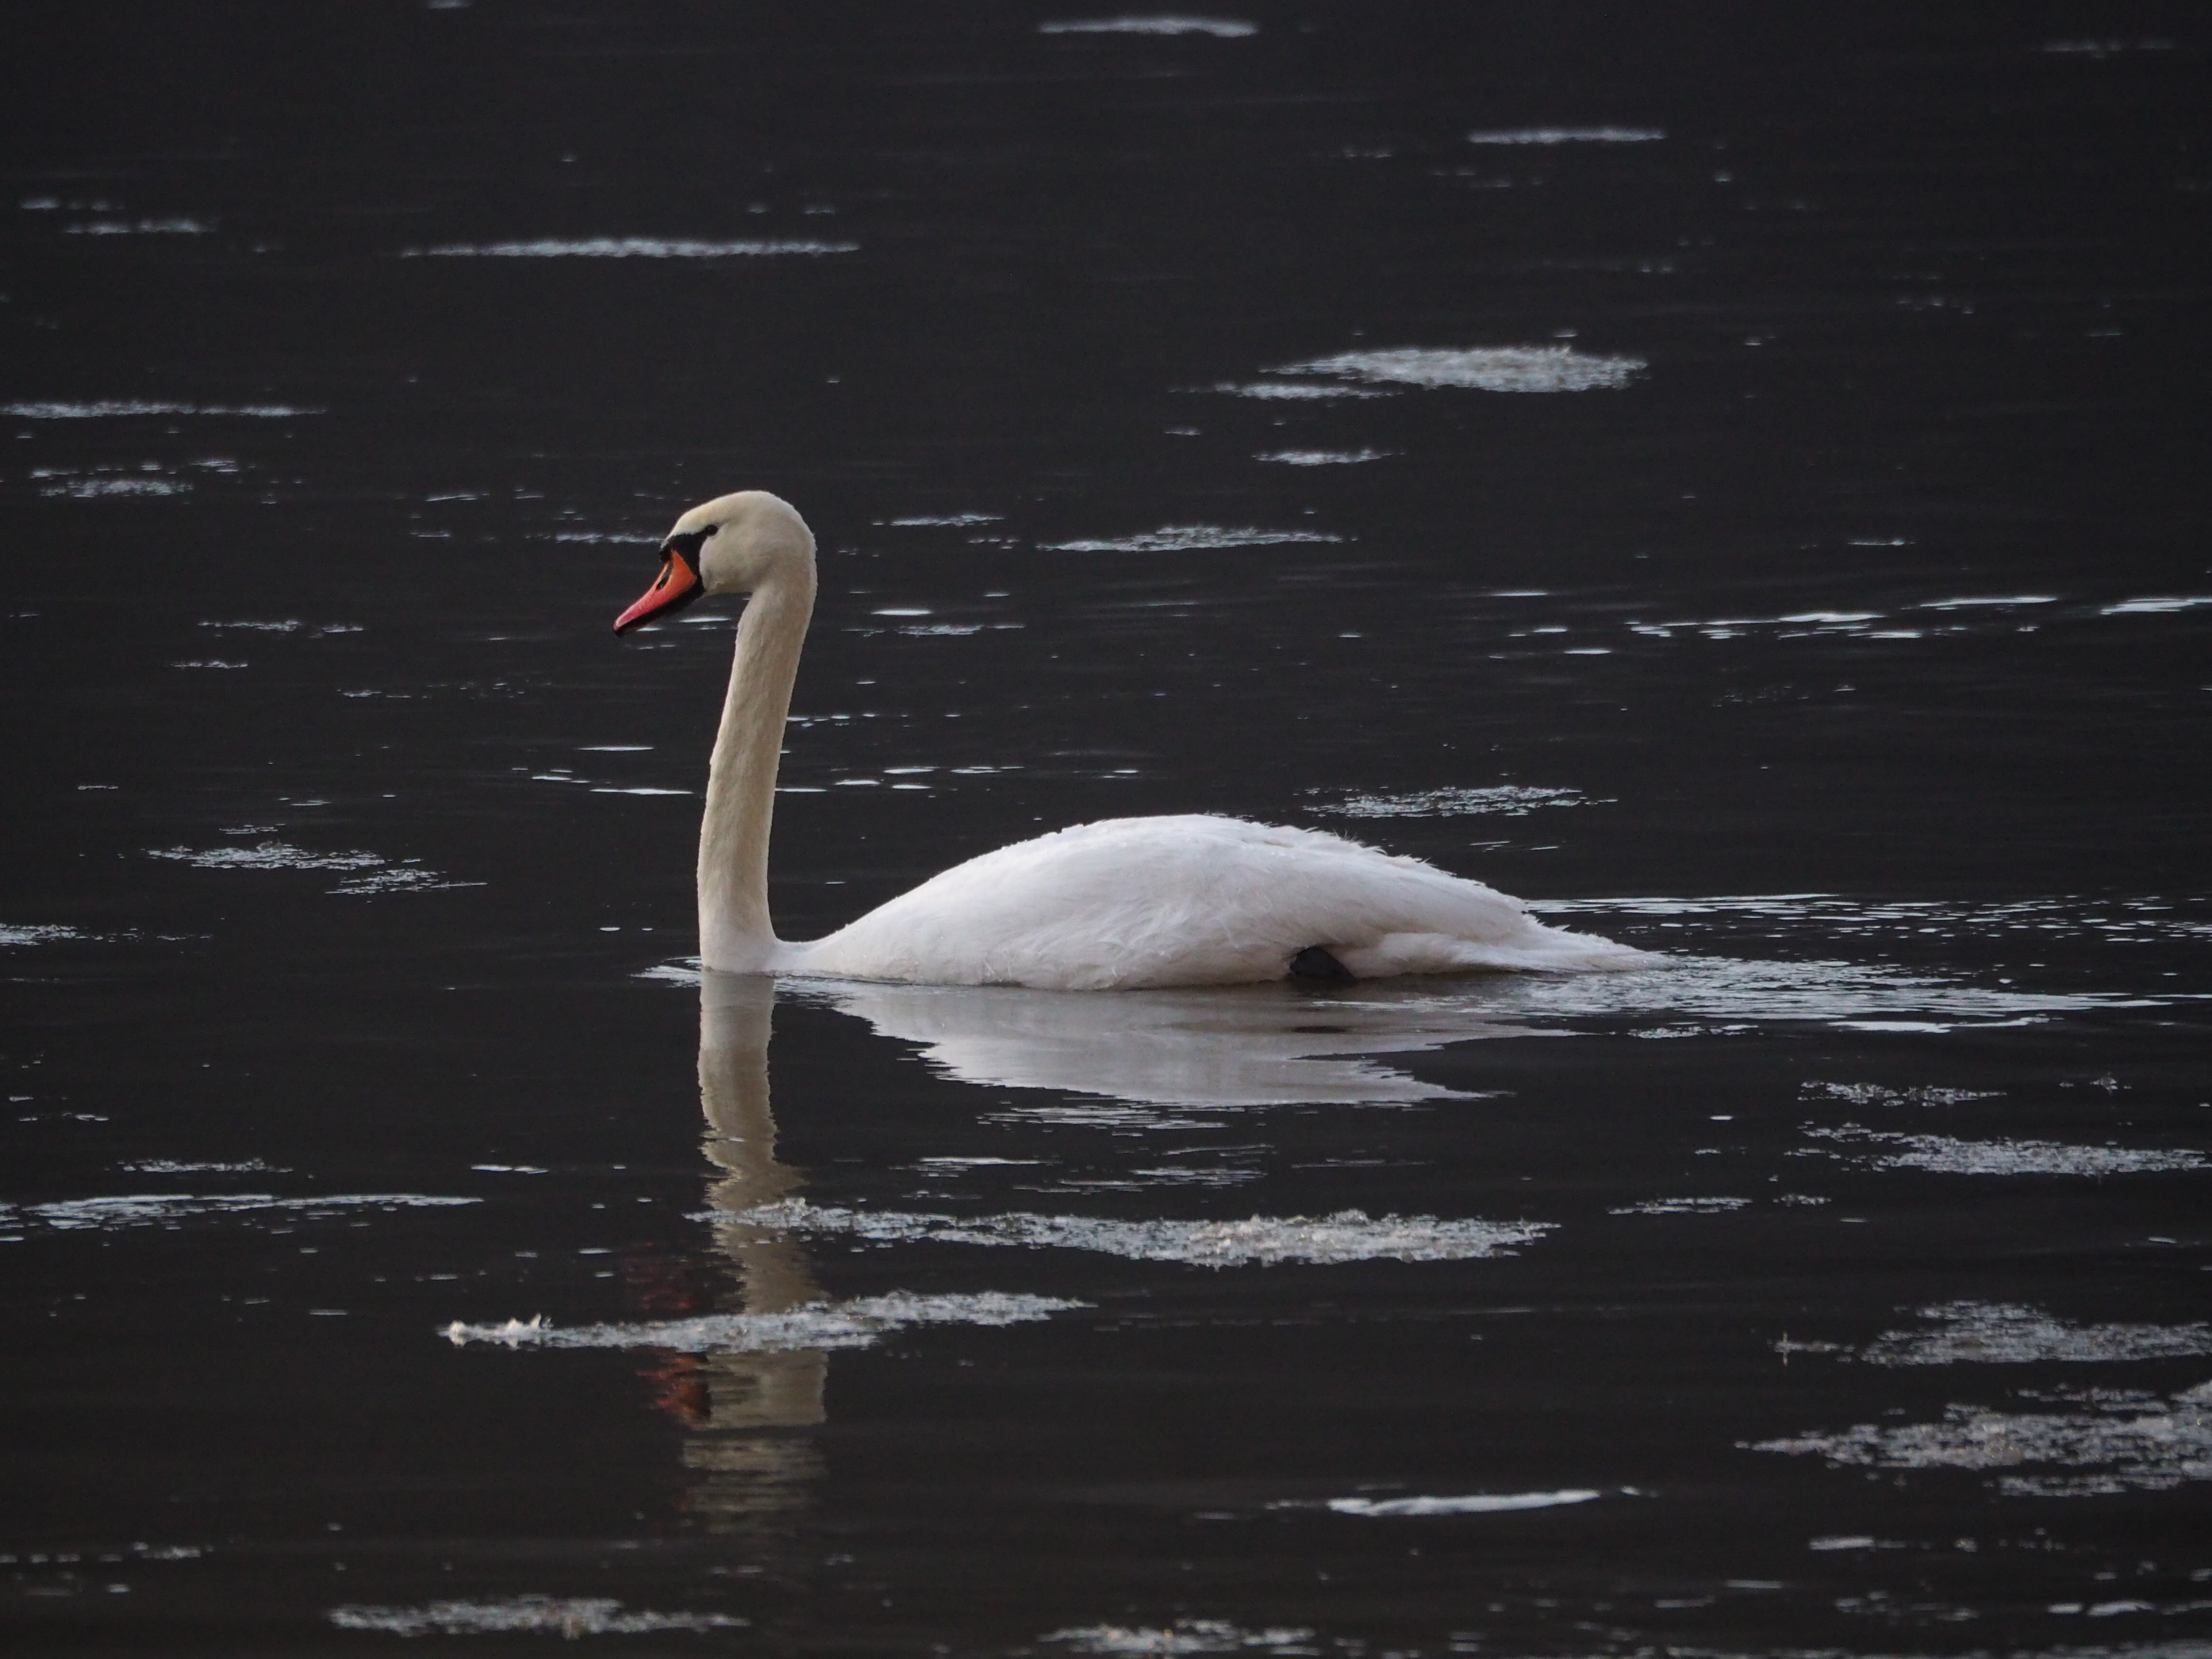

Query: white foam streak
[[442, 1290, 1082, 1353], [729, 1199, 1553, 1266], [1277, 346, 1644, 393], [405, 237, 856, 259]]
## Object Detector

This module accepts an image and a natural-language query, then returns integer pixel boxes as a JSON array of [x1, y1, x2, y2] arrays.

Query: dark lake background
[[4, 3, 2209, 1652]]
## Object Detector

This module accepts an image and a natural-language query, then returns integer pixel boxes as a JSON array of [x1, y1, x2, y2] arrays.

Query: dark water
[[5, 3, 2211, 1651]]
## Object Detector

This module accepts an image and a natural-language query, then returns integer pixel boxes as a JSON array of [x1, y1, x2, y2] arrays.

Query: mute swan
[[614, 490, 1644, 989]]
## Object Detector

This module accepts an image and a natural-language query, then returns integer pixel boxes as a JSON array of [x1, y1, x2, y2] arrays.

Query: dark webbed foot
[[1287, 945, 1356, 983]]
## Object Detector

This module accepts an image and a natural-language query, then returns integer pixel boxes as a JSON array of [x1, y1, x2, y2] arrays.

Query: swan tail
[[1336, 926, 1652, 980]]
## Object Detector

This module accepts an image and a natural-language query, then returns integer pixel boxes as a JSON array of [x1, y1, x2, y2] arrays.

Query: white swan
[[614, 490, 1644, 989]]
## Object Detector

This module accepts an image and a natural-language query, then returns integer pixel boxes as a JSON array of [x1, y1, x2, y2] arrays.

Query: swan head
[[613, 490, 815, 634]]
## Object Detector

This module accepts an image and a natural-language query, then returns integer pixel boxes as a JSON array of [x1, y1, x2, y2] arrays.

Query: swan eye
[[663, 526, 716, 560]]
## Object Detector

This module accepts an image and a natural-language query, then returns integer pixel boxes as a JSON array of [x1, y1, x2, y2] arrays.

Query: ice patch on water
[[729, 1199, 1552, 1266], [883, 513, 1004, 526], [1038, 17, 1257, 37], [1803, 1125, 2208, 1177], [30, 1192, 477, 1232], [1277, 346, 1644, 393], [442, 1290, 1082, 1353], [65, 216, 212, 235], [39, 476, 189, 498], [330, 1597, 744, 1636], [121, 1159, 283, 1175], [1255, 448, 1392, 466], [1466, 127, 1665, 145], [1858, 1302, 2212, 1367], [1319, 784, 1602, 819], [0, 924, 84, 946], [1046, 526, 1344, 552], [1325, 1489, 1599, 1516], [2102, 595, 2212, 615], [1207, 381, 1391, 401], [1802, 1081, 1999, 1107], [1608, 1197, 1751, 1215], [0, 401, 314, 419], [148, 842, 478, 895], [2043, 37, 2176, 56], [405, 238, 856, 259], [1748, 1379, 2212, 1496], [1047, 1620, 1313, 1654]]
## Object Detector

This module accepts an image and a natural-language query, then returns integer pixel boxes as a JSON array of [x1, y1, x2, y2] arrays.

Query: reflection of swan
[[614, 491, 1642, 988], [809, 978, 1538, 1107], [683, 972, 825, 1528]]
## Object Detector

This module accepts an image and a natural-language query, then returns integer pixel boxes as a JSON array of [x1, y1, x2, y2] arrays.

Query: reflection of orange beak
[[613, 549, 703, 635]]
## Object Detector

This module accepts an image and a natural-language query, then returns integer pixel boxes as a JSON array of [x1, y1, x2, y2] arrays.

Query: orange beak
[[613, 549, 703, 635]]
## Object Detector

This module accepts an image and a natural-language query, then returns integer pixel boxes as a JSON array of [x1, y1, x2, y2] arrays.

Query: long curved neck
[[699, 565, 815, 970]]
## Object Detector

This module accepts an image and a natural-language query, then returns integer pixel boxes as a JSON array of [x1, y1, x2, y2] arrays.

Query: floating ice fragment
[[883, 513, 1004, 526], [1038, 17, 1257, 36], [405, 237, 856, 259], [1801, 1081, 1998, 1107], [1319, 784, 1601, 819], [0, 924, 84, 946], [1046, 526, 1344, 552], [65, 217, 212, 235], [0, 401, 316, 419], [441, 1290, 1083, 1354], [1748, 1379, 2212, 1495], [1608, 1197, 1750, 1215], [1047, 1620, 1313, 1655], [1277, 346, 1644, 393], [1803, 1124, 2209, 1177], [2102, 595, 2212, 615], [1466, 127, 1664, 145], [1254, 448, 1391, 466], [1859, 1302, 2212, 1367], [330, 1597, 745, 1637], [147, 841, 477, 895], [41, 477, 190, 498], [1325, 1489, 1599, 1516], [1205, 381, 1391, 401], [1920, 595, 2059, 610], [32, 1192, 477, 1231], [729, 1199, 1553, 1266]]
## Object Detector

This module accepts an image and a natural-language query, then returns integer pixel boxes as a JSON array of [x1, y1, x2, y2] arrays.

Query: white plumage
[[615, 490, 1644, 989], [785, 814, 1638, 989]]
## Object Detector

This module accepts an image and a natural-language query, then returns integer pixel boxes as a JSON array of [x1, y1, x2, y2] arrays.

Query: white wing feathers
[[780, 815, 1643, 990]]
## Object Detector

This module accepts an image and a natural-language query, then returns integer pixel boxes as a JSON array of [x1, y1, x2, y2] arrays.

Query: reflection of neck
[[699, 568, 815, 972], [698, 971, 819, 1313]]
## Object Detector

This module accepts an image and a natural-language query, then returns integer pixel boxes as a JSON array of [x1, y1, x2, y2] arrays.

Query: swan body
[[615, 490, 1643, 989]]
